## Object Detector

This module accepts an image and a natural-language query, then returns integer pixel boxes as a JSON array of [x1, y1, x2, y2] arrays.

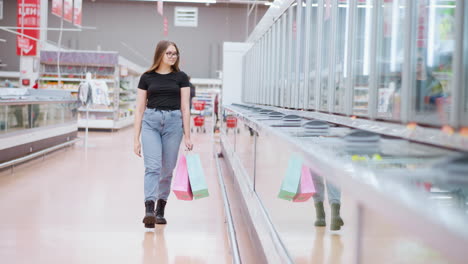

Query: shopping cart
[[225, 116, 239, 134], [193, 101, 206, 112], [191, 100, 207, 133], [192, 116, 206, 133]]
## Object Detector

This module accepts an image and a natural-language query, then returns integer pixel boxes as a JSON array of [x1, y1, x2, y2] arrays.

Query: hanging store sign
[[63, 0, 73, 22], [73, 0, 82, 26], [52, 0, 63, 17], [164, 16, 168, 36], [157, 0, 163, 16], [16, 0, 40, 56]]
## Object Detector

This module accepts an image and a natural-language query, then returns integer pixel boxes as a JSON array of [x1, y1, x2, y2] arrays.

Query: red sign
[[164, 17, 168, 36], [52, 0, 63, 17], [64, 0, 73, 22], [17, 0, 40, 56], [73, 0, 82, 26], [22, 79, 31, 86]]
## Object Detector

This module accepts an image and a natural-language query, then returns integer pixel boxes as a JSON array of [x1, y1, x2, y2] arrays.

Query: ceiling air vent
[[174, 7, 198, 27]]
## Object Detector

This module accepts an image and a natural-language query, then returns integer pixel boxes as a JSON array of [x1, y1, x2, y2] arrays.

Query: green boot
[[314, 202, 326, 226], [330, 203, 344, 231]]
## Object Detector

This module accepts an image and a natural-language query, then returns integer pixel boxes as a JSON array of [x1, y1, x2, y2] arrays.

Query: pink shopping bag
[[172, 154, 193, 201], [293, 165, 316, 202]]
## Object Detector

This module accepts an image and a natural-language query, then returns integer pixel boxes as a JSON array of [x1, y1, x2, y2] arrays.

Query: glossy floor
[[0, 126, 230, 264]]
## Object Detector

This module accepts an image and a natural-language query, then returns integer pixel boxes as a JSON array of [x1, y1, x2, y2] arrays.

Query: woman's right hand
[[184, 136, 193, 151], [134, 140, 142, 157]]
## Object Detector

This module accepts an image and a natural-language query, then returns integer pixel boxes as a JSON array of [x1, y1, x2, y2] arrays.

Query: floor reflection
[[310, 228, 325, 263], [294, 228, 345, 264], [328, 234, 343, 264], [142, 226, 168, 264]]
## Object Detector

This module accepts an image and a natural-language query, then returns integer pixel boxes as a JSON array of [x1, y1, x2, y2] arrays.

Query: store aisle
[[0, 126, 230, 264]]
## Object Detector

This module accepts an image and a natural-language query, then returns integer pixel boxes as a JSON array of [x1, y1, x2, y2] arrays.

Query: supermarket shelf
[[40, 77, 116, 83], [115, 116, 134, 129], [38, 88, 79, 92], [77, 117, 134, 129], [78, 108, 114, 113], [0, 71, 20, 78], [39, 89, 114, 94], [354, 87, 369, 91], [78, 119, 114, 129], [41, 72, 115, 77], [119, 90, 136, 94]]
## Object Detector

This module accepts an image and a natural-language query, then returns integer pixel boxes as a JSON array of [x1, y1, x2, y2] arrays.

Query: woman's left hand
[[184, 136, 193, 151]]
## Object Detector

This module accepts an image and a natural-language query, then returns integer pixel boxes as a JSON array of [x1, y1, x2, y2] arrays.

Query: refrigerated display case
[[279, 14, 288, 107], [462, 0, 468, 126], [333, 1, 350, 114], [410, 0, 456, 126], [296, 0, 306, 108], [272, 21, 280, 106], [306, 0, 319, 109], [221, 104, 467, 264], [272, 26, 279, 107], [318, 0, 332, 111], [243, 0, 467, 131], [352, 0, 373, 116], [237, 0, 468, 262], [287, 6, 296, 108], [0, 89, 78, 163], [375, 0, 406, 120], [258, 36, 264, 106], [263, 29, 273, 105]]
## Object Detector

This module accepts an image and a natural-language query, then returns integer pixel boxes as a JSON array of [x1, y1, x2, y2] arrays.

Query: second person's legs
[[311, 172, 344, 230], [312, 172, 326, 226], [326, 181, 341, 205], [325, 180, 344, 230]]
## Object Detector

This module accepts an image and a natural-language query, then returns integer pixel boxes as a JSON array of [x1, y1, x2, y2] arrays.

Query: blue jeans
[[312, 172, 341, 205], [141, 108, 183, 202]]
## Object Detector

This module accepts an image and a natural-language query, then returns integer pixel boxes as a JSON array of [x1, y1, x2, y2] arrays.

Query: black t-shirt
[[138, 71, 190, 110]]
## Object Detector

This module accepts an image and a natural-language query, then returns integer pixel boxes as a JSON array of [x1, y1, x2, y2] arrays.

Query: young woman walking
[[134, 40, 193, 227]]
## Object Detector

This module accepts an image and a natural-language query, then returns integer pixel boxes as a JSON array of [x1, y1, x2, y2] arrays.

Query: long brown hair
[[146, 40, 181, 73]]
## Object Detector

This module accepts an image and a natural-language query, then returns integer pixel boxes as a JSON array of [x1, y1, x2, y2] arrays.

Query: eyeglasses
[[165, 52, 179, 58]]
